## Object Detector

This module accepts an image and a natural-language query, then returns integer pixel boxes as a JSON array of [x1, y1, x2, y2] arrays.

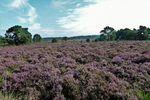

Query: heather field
[[0, 41, 150, 100]]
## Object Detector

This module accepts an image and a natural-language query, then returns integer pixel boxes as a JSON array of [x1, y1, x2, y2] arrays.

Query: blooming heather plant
[[0, 41, 149, 99]]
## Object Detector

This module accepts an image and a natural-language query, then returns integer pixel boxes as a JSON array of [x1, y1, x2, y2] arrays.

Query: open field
[[0, 41, 150, 100]]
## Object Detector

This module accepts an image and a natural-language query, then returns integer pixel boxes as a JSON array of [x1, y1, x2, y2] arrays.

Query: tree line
[[0, 25, 71, 45], [0, 25, 150, 46], [41, 35, 99, 41], [99, 25, 150, 41], [0, 25, 42, 46]]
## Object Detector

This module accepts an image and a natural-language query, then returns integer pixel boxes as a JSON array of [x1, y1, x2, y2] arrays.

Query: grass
[[133, 85, 150, 100], [137, 91, 150, 100], [0, 91, 16, 100], [0, 70, 16, 100]]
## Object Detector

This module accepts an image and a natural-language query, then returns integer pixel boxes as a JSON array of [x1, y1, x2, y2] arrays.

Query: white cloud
[[9, 0, 28, 8], [83, 0, 101, 3], [36, 28, 72, 37], [8, 0, 41, 30], [17, 16, 27, 23], [66, 9, 74, 12], [28, 28, 55, 37], [27, 5, 38, 24], [70, 1, 77, 4], [29, 23, 41, 29], [76, 3, 81, 7], [17, 5, 41, 29], [58, 0, 150, 35], [50, 0, 67, 9]]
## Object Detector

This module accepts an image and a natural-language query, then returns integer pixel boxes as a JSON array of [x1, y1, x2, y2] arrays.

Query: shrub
[[33, 34, 41, 43], [0, 41, 150, 100], [94, 38, 99, 42], [52, 38, 58, 43], [117, 39, 120, 42], [86, 38, 90, 42], [62, 36, 70, 41]]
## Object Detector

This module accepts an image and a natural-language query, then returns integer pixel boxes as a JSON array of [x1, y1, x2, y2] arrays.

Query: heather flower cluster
[[0, 41, 150, 99]]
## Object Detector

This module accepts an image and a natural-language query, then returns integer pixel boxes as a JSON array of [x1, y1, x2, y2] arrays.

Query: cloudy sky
[[0, 0, 150, 37]]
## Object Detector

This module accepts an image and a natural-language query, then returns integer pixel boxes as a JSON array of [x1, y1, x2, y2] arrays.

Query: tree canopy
[[33, 34, 42, 43], [100, 26, 116, 41], [100, 25, 150, 41], [115, 26, 150, 40], [5, 25, 32, 45], [99, 34, 107, 41], [52, 38, 58, 43], [62, 36, 70, 41]]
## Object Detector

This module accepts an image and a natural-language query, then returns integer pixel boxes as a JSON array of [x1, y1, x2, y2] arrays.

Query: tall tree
[[110, 32, 116, 41], [100, 26, 115, 41], [115, 28, 133, 40], [99, 34, 107, 41], [136, 25, 149, 40]]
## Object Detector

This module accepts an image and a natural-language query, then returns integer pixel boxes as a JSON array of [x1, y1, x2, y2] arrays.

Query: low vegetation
[[0, 41, 150, 100]]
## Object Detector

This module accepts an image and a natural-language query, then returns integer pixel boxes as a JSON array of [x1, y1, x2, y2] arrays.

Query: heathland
[[0, 40, 150, 100]]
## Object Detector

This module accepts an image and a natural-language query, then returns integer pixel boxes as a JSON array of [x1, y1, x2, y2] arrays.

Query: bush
[[0, 36, 7, 44], [33, 34, 41, 43], [117, 39, 120, 42], [52, 38, 58, 43], [62, 37, 70, 41], [86, 38, 90, 42], [94, 38, 99, 42]]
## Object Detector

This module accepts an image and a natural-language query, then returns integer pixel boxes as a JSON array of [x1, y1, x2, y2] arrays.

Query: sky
[[0, 0, 150, 38]]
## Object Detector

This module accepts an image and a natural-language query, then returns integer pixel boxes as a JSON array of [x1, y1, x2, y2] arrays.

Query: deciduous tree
[[5, 25, 32, 45], [100, 26, 115, 41]]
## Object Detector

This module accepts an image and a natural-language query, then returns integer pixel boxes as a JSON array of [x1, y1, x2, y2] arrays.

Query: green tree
[[100, 26, 115, 41], [126, 29, 138, 40], [62, 36, 70, 41], [115, 28, 133, 40], [110, 32, 116, 41], [5, 25, 32, 45], [99, 34, 107, 41], [86, 38, 90, 42], [94, 38, 99, 42], [52, 38, 58, 43], [136, 25, 149, 40], [33, 34, 41, 43], [115, 26, 150, 40], [0, 35, 7, 44]]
